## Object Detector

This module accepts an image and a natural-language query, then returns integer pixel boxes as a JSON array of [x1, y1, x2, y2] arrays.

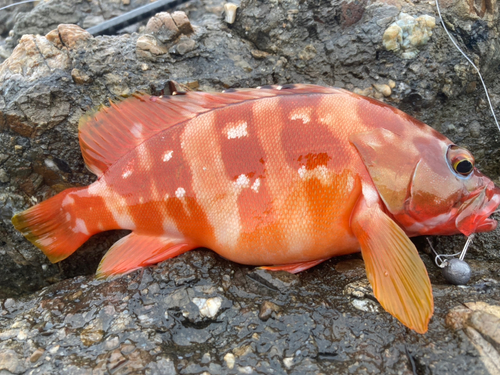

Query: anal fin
[[351, 198, 433, 334], [97, 233, 194, 278], [260, 258, 329, 274]]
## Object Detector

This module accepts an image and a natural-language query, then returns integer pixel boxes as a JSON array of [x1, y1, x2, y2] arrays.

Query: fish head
[[351, 124, 500, 237], [402, 142, 500, 236]]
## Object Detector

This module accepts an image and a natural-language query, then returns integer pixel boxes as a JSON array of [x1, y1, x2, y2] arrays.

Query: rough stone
[[171, 11, 194, 35], [383, 12, 436, 59], [145, 12, 180, 44]]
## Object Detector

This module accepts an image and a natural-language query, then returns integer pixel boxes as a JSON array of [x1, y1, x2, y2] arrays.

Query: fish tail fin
[[11, 187, 93, 263]]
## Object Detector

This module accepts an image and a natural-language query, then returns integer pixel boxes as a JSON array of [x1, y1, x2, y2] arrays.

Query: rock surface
[[1, 250, 499, 374], [1, 0, 500, 372]]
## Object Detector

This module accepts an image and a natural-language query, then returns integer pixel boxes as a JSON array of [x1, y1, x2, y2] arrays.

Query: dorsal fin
[[78, 84, 343, 176]]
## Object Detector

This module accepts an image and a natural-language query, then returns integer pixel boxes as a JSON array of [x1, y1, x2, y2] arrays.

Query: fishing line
[[0, 0, 38, 12], [435, 0, 500, 132], [432, 0, 499, 285]]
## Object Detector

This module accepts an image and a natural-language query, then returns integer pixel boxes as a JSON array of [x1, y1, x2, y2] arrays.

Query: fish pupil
[[456, 159, 473, 175]]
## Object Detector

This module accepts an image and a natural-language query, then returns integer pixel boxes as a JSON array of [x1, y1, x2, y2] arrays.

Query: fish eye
[[454, 159, 474, 176], [447, 145, 475, 177]]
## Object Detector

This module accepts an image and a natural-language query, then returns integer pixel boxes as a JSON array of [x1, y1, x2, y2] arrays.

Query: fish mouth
[[456, 185, 500, 236]]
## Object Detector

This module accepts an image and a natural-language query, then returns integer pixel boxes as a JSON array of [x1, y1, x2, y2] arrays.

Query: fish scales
[[12, 84, 500, 334]]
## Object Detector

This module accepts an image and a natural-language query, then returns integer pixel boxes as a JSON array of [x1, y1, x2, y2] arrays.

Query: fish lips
[[455, 185, 500, 237]]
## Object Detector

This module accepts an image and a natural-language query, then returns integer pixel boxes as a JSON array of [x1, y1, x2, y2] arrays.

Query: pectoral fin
[[96, 233, 194, 279], [351, 198, 433, 334]]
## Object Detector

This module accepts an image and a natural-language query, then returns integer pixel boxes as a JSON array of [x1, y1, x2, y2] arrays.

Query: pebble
[[104, 336, 120, 351], [80, 328, 104, 346], [171, 11, 194, 35], [283, 357, 294, 369], [224, 3, 239, 24], [258, 301, 281, 321], [351, 298, 380, 313], [192, 297, 223, 319], [71, 68, 91, 84], [224, 353, 235, 369], [344, 279, 373, 299], [29, 348, 45, 363], [372, 83, 391, 97]]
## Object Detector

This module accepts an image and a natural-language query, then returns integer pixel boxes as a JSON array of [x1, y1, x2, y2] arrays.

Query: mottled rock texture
[[1, 0, 500, 373], [1, 250, 500, 374]]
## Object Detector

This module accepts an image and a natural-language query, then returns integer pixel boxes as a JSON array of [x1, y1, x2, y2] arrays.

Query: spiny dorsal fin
[[78, 84, 343, 177]]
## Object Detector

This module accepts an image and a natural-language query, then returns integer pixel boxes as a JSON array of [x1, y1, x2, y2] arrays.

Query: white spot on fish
[[139, 197, 144, 204], [290, 112, 310, 124], [87, 182, 101, 196], [122, 170, 132, 178], [276, 85, 283, 90], [175, 187, 186, 199], [136, 143, 153, 171], [62, 195, 74, 207], [225, 121, 248, 139], [164, 193, 170, 200], [97, 222, 105, 231], [298, 166, 307, 178], [162, 150, 173, 162], [110, 208, 136, 230], [75, 218, 90, 235], [251, 178, 261, 192], [65, 212, 71, 221], [235, 174, 250, 188], [131, 122, 143, 138], [296, 165, 331, 184], [315, 165, 329, 183]]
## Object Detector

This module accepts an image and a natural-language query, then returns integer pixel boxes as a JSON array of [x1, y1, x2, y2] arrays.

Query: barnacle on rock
[[383, 13, 436, 59]]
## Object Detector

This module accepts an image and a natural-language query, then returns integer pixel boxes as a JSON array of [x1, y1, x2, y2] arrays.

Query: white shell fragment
[[192, 297, 223, 318], [224, 3, 239, 24], [351, 298, 381, 313], [383, 13, 436, 59]]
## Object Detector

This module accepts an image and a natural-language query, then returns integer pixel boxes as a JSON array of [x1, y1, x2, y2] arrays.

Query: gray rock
[[0, 250, 499, 374]]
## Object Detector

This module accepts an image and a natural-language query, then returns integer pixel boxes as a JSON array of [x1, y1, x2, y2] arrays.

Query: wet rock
[[258, 300, 281, 321], [247, 268, 300, 292], [0, 250, 498, 374], [136, 34, 169, 60], [335, 258, 365, 279], [170, 35, 197, 55]]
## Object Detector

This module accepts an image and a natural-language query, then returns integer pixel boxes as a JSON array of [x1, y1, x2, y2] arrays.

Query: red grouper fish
[[11, 84, 500, 333]]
